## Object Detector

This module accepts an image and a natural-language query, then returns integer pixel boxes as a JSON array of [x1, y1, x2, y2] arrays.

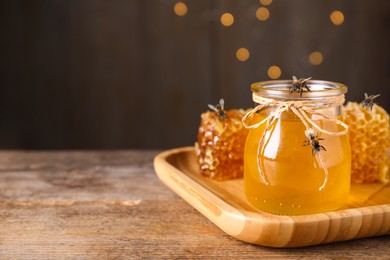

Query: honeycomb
[[195, 109, 249, 180], [343, 102, 390, 183]]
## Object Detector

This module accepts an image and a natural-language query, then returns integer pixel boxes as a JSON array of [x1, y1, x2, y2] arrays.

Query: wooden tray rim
[[154, 146, 390, 247]]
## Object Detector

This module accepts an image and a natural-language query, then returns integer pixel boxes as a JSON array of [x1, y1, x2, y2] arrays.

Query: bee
[[290, 76, 312, 97], [208, 98, 227, 119], [303, 128, 326, 156], [361, 93, 380, 110]]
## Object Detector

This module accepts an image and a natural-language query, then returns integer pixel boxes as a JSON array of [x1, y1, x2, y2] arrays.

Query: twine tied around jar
[[242, 93, 349, 191]]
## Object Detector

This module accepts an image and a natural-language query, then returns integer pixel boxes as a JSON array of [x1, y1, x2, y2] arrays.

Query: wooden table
[[0, 150, 389, 258]]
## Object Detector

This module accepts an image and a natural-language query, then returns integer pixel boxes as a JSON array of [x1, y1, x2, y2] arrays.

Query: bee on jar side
[[361, 93, 380, 110], [290, 76, 312, 97], [208, 98, 227, 119], [303, 128, 326, 156]]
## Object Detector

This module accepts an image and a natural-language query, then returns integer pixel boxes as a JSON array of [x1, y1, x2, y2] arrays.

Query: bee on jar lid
[[208, 98, 227, 119], [290, 76, 312, 97], [361, 93, 380, 110], [303, 128, 326, 156]]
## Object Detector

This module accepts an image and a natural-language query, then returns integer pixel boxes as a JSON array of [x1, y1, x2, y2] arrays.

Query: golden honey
[[244, 80, 351, 215]]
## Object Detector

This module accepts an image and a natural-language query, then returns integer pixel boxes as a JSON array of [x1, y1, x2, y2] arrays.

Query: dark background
[[1, 0, 389, 149]]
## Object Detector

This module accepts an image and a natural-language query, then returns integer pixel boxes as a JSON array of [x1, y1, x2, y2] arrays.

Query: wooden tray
[[154, 147, 390, 248]]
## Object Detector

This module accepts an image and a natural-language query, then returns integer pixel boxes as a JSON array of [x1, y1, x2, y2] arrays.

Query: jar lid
[[251, 79, 347, 100]]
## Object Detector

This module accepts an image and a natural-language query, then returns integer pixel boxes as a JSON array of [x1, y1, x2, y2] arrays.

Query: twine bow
[[242, 93, 349, 191]]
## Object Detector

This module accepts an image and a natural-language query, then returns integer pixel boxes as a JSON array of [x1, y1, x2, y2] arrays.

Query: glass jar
[[243, 80, 351, 215]]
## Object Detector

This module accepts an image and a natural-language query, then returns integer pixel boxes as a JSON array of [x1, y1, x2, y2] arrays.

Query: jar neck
[[256, 105, 343, 121]]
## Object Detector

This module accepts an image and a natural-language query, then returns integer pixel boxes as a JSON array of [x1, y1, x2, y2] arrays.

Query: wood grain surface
[[0, 150, 389, 258], [1, 1, 389, 150]]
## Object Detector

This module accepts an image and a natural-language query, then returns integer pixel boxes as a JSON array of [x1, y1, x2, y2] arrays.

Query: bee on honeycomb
[[344, 97, 390, 184], [195, 99, 249, 180]]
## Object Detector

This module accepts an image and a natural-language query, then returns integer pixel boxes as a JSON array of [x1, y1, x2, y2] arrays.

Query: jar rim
[[251, 79, 347, 99]]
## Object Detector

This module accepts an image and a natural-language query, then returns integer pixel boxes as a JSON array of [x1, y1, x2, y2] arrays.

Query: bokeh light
[[236, 48, 250, 62], [267, 66, 281, 79], [309, 51, 324, 65], [259, 0, 273, 6], [174, 2, 188, 16], [330, 10, 344, 25], [256, 7, 270, 21], [220, 13, 234, 27]]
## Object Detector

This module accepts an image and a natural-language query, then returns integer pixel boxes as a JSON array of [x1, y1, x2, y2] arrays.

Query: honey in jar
[[243, 79, 351, 215]]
